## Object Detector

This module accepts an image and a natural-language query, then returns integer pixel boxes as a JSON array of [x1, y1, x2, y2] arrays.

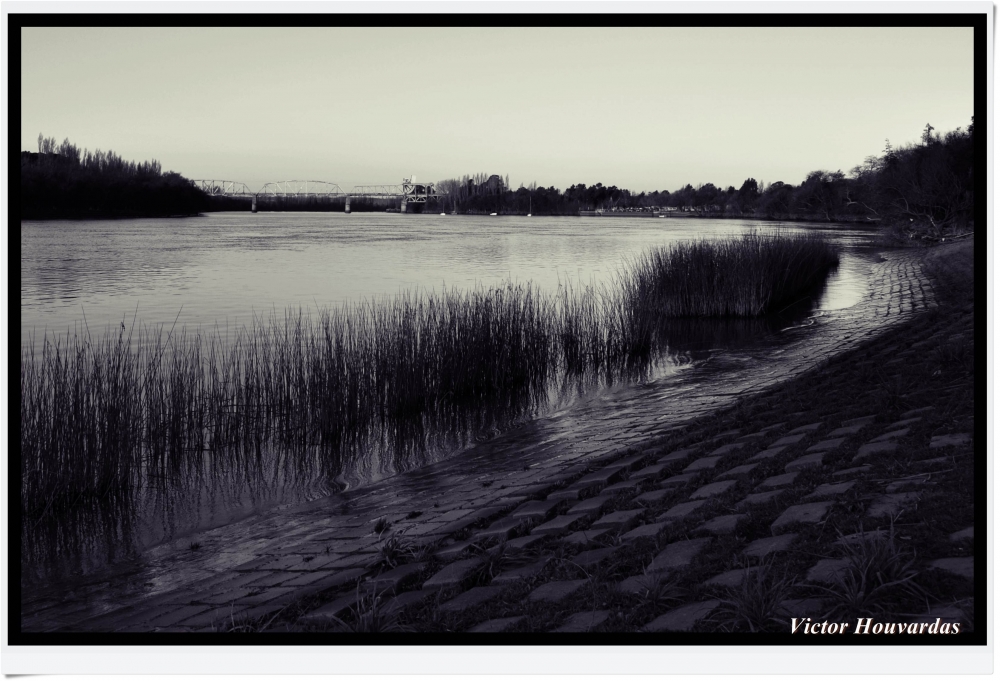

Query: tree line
[[21, 135, 209, 219], [428, 120, 975, 235]]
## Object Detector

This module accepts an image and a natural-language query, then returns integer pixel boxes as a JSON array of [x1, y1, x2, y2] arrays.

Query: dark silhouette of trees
[[21, 135, 209, 219]]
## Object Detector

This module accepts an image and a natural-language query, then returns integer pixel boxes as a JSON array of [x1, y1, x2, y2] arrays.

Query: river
[[20, 212, 879, 585]]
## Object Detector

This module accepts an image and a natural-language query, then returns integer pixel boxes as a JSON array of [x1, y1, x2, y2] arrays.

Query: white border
[[4, 1, 993, 676]]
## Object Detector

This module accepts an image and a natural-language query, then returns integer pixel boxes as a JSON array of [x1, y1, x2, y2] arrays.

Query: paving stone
[[744, 533, 797, 557], [930, 433, 971, 449], [771, 502, 834, 533], [886, 417, 923, 429], [696, 514, 746, 535], [435, 539, 477, 560], [367, 563, 426, 591], [515, 483, 559, 500], [758, 472, 799, 489], [785, 453, 825, 472], [546, 486, 590, 502], [631, 463, 669, 480], [710, 442, 746, 456], [704, 567, 758, 588], [477, 516, 533, 541], [885, 475, 933, 493], [684, 456, 722, 473], [437, 507, 499, 537], [572, 547, 617, 569], [144, 605, 212, 629], [618, 573, 666, 595], [659, 447, 698, 465], [636, 489, 671, 504], [511, 499, 562, 521], [603, 480, 644, 495], [657, 499, 708, 521], [738, 432, 766, 441], [576, 466, 627, 488], [439, 586, 504, 612], [901, 406, 934, 418], [771, 433, 807, 447], [834, 465, 871, 477], [806, 438, 845, 453], [644, 600, 720, 631], [422, 558, 482, 589], [469, 616, 524, 632], [853, 441, 897, 462], [867, 492, 920, 518], [553, 610, 610, 632], [690, 480, 737, 499], [931, 556, 973, 579], [528, 579, 589, 602], [789, 422, 823, 435], [750, 446, 787, 461], [178, 605, 252, 629], [531, 514, 585, 536], [661, 473, 698, 488], [716, 463, 759, 479], [870, 428, 910, 443], [561, 527, 613, 547], [806, 558, 850, 583], [620, 521, 669, 542], [492, 560, 549, 585], [505, 534, 548, 551], [709, 428, 743, 442], [591, 508, 644, 530], [738, 490, 785, 508], [950, 527, 974, 542], [828, 424, 866, 437], [647, 538, 712, 573], [912, 456, 950, 469], [805, 481, 856, 499], [842, 414, 877, 427], [567, 495, 614, 516], [756, 423, 786, 434], [233, 587, 298, 606]]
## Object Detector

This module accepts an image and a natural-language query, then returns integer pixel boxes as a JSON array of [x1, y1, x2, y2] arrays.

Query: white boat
[[490, 212, 497, 216], [526, 213, 532, 217], [440, 213, 446, 215]]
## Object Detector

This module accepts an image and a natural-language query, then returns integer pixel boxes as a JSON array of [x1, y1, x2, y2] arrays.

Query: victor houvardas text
[[791, 617, 962, 635]]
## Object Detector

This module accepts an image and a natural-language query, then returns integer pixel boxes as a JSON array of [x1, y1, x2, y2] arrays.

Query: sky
[[21, 26, 974, 193]]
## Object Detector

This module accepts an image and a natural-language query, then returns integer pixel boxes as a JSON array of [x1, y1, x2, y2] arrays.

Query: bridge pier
[[345, 196, 351, 214], [400, 198, 408, 213], [251, 196, 257, 213]]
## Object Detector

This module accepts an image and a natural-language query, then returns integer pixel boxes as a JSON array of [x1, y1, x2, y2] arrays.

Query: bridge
[[192, 177, 439, 213]]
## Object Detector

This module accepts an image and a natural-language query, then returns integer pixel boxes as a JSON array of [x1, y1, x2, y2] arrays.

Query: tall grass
[[20, 232, 838, 520], [626, 232, 839, 317]]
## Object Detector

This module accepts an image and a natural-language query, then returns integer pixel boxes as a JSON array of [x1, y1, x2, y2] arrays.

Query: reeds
[[625, 231, 839, 317], [20, 232, 839, 518]]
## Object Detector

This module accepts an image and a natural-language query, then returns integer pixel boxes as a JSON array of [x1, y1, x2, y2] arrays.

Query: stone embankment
[[21, 245, 975, 634]]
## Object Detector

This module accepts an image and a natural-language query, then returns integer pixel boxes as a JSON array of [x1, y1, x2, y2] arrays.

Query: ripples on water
[[20, 214, 878, 584]]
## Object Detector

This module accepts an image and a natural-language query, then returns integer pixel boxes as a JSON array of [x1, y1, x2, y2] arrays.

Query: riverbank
[[18, 237, 975, 636]]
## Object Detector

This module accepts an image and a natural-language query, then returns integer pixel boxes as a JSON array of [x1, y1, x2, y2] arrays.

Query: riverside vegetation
[[20, 232, 838, 521]]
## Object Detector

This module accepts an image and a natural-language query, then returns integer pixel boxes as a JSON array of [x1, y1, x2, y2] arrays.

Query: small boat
[[440, 213, 446, 216], [526, 213, 532, 217], [490, 212, 497, 216]]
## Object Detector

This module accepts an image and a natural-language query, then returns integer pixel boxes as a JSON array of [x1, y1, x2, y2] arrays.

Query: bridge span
[[192, 177, 439, 213]]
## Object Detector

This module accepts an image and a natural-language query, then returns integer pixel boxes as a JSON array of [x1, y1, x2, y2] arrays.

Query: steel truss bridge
[[192, 178, 440, 209]]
